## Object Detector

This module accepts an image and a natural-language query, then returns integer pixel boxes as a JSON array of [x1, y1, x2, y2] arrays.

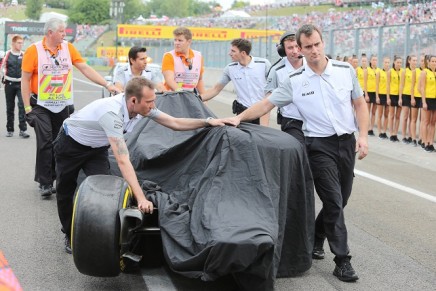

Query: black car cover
[[111, 91, 315, 291]]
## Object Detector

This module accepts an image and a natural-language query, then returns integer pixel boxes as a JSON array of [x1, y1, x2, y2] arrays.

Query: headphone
[[276, 31, 296, 57]]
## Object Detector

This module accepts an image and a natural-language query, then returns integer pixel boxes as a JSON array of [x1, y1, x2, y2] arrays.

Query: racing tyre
[[71, 175, 132, 277]]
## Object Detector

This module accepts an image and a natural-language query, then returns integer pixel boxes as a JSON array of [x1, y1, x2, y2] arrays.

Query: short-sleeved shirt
[[113, 65, 163, 88], [161, 48, 204, 90], [219, 56, 271, 108], [265, 57, 302, 120], [64, 93, 161, 148], [21, 37, 84, 94], [268, 58, 363, 137]]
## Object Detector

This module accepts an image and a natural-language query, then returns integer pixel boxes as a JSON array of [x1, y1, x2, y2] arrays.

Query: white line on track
[[355, 169, 436, 203]]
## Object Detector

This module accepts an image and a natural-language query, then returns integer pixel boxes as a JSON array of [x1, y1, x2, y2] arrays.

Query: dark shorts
[[412, 97, 422, 108], [378, 94, 387, 106], [367, 92, 376, 104], [401, 94, 411, 107], [390, 95, 399, 107], [427, 99, 436, 110]]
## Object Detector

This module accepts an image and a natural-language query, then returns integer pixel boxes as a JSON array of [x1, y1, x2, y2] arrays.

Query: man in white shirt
[[201, 38, 271, 125], [265, 31, 304, 143], [54, 77, 226, 254], [113, 46, 165, 92], [225, 24, 368, 282]]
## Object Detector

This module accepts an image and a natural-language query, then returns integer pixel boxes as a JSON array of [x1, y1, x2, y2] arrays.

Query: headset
[[276, 31, 296, 57]]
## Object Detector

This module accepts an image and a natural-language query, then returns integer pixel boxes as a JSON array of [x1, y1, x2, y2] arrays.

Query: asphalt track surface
[[0, 70, 435, 290]]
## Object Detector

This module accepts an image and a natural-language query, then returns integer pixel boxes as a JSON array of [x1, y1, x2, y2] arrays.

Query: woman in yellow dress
[[419, 55, 436, 152]]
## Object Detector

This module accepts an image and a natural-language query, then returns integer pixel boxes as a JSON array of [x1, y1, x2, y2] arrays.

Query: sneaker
[[418, 139, 422, 146], [381, 133, 388, 139], [368, 130, 375, 136], [421, 143, 426, 149], [389, 135, 396, 142], [407, 137, 412, 143], [412, 140, 417, 147], [5, 132, 13, 137], [65, 235, 72, 254], [333, 257, 359, 282], [39, 184, 53, 197], [401, 138, 408, 143], [312, 238, 325, 260], [19, 131, 30, 138]]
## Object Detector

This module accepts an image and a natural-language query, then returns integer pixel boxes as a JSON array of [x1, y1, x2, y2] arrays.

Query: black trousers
[[305, 133, 356, 259], [281, 117, 304, 145], [5, 81, 26, 132], [232, 100, 260, 125], [26, 98, 71, 186], [53, 129, 110, 238]]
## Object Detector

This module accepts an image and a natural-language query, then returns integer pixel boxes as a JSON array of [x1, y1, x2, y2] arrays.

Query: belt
[[336, 133, 354, 141]]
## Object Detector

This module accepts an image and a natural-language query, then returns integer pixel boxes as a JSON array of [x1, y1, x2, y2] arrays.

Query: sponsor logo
[[302, 91, 314, 97]]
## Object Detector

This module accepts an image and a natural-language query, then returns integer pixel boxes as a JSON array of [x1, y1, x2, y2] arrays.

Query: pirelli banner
[[117, 25, 283, 41], [96, 47, 130, 58]]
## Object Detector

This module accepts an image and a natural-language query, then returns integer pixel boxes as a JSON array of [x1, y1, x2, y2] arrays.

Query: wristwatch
[[205, 117, 214, 127]]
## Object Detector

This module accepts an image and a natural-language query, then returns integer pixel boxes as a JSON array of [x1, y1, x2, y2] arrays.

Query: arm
[[108, 137, 153, 213], [162, 70, 179, 91], [363, 69, 369, 101], [419, 70, 427, 110], [386, 70, 391, 105], [201, 82, 226, 101], [196, 78, 205, 94], [375, 71, 380, 104], [21, 71, 32, 112], [153, 111, 225, 130], [260, 93, 272, 126], [398, 70, 406, 106], [410, 70, 416, 106], [74, 62, 119, 94], [352, 96, 369, 160]]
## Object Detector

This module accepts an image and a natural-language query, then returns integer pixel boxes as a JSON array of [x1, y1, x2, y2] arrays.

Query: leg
[[4, 82, 16, 133], [16, 84, 28, 133]]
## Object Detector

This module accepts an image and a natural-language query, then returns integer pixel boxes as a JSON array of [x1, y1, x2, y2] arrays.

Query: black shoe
[[407, 137, 412, 143], [368, 130, 375, 136], [389, 135, 395, 142], [312, 239, 325, 260], [425, 145, 434, 153], [39, 184, 53, 197], [19, 131, 30, 138], [412, 140, 417, 147], [65, 235, 72, 254], [402, 137, 410, 144], [333, 257, 359, 282], [418, 139, 422, 146]]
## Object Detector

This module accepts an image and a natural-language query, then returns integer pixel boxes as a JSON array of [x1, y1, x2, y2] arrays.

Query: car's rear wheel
[[71, 175, 132, 277]]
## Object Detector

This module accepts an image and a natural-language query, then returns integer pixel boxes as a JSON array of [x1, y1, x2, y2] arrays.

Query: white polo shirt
[[64, 93, 160, 148], [113, 65, 163, 88], [265, 57, 303, 120], [219, 56, 271, 108], [268, 59, 363, 137]]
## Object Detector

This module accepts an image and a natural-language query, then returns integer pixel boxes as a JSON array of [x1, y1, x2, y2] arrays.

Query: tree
[[231, 1, 249, 9], [68, 0, 110, 24], [122, 0, 149, 22], [25, 0, 43, 20]]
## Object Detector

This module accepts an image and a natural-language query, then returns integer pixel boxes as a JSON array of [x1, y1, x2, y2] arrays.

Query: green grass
[[0, 6, 68, 21], [250, 4, 370, 17]]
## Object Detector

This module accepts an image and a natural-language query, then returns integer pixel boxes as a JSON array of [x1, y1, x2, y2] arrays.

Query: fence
[[85, 21, 435, 68]]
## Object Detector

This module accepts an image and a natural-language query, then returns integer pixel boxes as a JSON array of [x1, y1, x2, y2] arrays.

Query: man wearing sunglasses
[[162, 27, 205, 93]]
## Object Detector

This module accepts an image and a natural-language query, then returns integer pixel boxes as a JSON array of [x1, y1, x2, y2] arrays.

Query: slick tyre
[[71, 175, 132, 277]]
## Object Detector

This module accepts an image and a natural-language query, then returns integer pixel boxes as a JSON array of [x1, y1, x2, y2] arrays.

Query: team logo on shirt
[[114, 120, 123, 129], [302, 80, 309, 88]]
